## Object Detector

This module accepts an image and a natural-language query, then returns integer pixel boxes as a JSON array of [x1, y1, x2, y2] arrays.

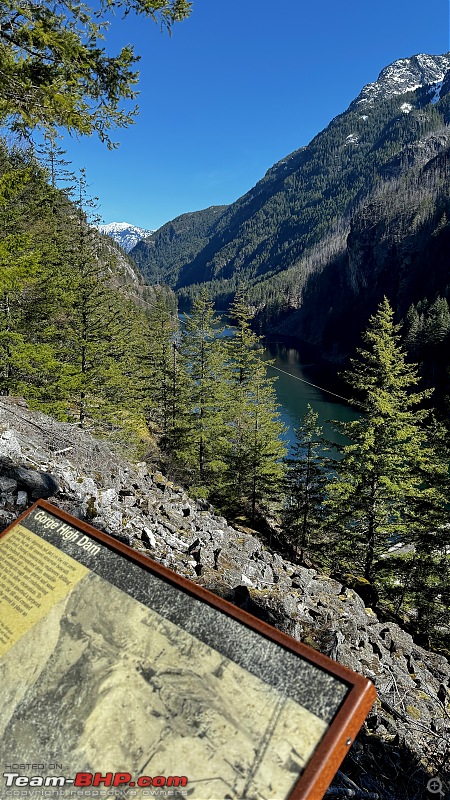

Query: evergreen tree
[[282, 405, 329, 564], [0, 0, 191, 144], [404, 419, 450, 648], [403, 296, 450, 398], [403, 303, 421, 356], [325, 298, 433, 583], [219, 290, 286, 518], [176, 289, 229, 490], [137, 290, 172, 429], [56, 170, 146, 432], [0, 139, 151, 450], [36, 136, 76, 191], [134, 288, 184, 435], [423, 296, 450, 346], [0, 151, 64, 401], [244, 367, 287, 520]]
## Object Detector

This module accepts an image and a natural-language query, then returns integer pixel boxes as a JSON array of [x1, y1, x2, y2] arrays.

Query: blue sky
[[57, 0, 449, 230]]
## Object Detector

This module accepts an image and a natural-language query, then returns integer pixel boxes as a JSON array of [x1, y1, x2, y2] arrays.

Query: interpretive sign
[[0, 500, 376, 800]]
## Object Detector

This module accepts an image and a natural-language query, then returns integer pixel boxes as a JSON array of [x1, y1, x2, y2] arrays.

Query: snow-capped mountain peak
[[98, 222, 154, 253], [352, 52, 450, 107]]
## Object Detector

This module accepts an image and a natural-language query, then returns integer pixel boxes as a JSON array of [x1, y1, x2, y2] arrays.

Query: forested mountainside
[[130, 53, 450, 365], [131, 205, 227, 285], [258, 130, 450, 381]]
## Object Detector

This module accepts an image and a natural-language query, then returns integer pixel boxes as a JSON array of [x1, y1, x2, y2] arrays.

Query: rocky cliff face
[[0, 398, 449, 799], [351, 53, 450, 107]]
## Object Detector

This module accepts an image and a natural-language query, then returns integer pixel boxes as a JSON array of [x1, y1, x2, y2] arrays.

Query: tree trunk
[[364, 475, 377, 581]]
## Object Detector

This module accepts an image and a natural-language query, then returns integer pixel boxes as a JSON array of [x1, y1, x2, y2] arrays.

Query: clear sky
[[56, 0, 449, 230]]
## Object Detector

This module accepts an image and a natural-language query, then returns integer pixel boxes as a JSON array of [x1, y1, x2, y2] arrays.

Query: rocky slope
[[350, 53, 450, 106], [0, 397, 449, 799]]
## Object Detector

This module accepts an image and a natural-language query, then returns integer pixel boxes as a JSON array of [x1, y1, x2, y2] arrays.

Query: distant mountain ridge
[[99, 221, 154, 253], [131, 206, 227, 285], [128, 52, 450, 389], [129, 52, 450, 305]]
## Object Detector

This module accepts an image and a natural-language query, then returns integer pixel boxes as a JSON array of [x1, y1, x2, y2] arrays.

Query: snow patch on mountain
[[98, 222, 154, 253], [400, 102, 413, 114], [351, 53, 450, 107]]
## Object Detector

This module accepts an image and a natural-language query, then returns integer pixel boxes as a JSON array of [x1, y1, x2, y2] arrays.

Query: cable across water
[[266, 364, 356, 406]]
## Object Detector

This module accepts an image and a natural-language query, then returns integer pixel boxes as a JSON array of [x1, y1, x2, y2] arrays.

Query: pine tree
[[282, 405, 329, 564], [325, 297, 433, 583], [36, 136, 76, 191], [403, 303, 421, 356], [135, 289, 178, 431], [0, 0, 191, 145], [424, 296, 450, 346], [403, 419, 450, 648], [0, 151, 64, 400], [220, 290, 286, 519], [0, 140, 152, 450], [176, 289, 229, 490], [57, 170, 145, 432]]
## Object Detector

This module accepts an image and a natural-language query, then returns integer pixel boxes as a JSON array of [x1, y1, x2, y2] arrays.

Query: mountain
[[98, 221, 154, 253], [268, 135, 450, 360], [131, 206, 227, 285], [129, 52, 450, 341], [350, 53, 450, 105]]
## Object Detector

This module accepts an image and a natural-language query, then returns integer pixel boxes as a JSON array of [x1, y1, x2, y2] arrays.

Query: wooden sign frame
[[0, 499, 376, 800]]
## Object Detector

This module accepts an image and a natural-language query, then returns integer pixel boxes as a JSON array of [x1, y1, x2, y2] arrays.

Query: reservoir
[[261, 338, 360, 453]]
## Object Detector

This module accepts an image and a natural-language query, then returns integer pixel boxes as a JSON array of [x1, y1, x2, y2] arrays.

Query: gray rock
[[141, 526, 156, 548], [14, 466, 59, 498], [0, 429, 22, 459], [0, 476, 18, 493], [0, 508, 15, 528], [16, 490, 28, 507]]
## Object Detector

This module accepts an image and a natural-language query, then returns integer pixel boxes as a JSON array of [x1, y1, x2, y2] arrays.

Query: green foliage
[[0, 141, 156, 452], [174, 289, 229, 488], [216, 290, 286, 519], [403, 296, 450, 399], [282, 404, 329, 565], [135, 289, 179, 431], [0, 0, 191, 145], [158, 289, 286, 517], [402, 419, 450, 648], [325, 298, 433, 582], [0, 148, 285, 519], [130, 206, 227, 285], [324, 297, 449, 648], [0, 150, 59, 398]]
